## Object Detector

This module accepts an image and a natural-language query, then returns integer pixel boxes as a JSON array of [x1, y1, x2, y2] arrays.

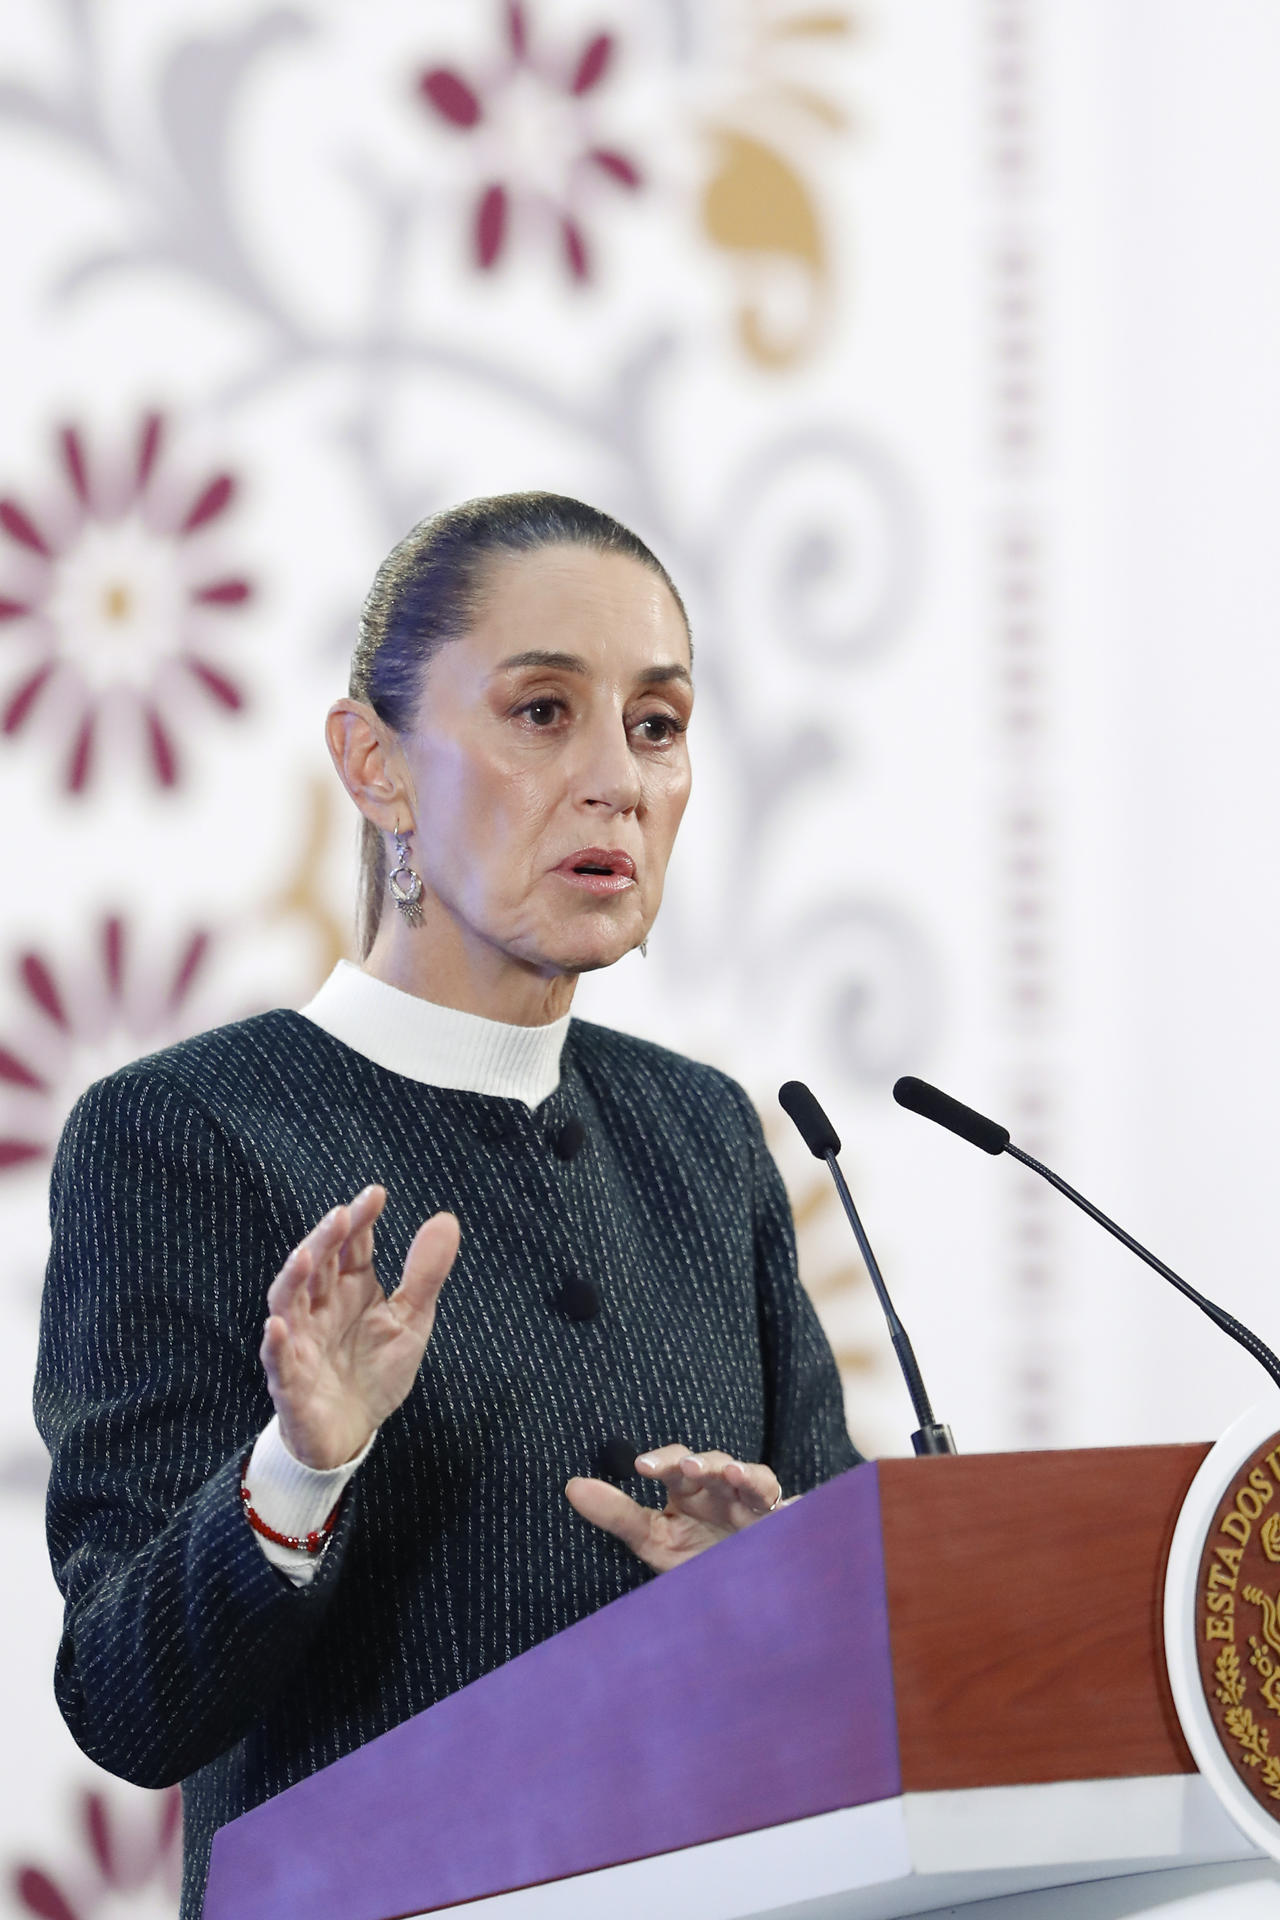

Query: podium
[[202, 1447, 1271, 1920]]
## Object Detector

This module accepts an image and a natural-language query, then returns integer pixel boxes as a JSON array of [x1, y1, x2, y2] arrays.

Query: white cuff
[[243, 1415, 376, 1587]]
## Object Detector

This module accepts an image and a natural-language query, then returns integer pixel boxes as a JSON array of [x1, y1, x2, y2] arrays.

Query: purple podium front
[[203, 1465, 893, 1919], [202, 1451, 1262, 1920]]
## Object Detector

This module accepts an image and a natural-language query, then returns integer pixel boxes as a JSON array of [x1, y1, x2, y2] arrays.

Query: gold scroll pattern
[[698, 5, 860, 370]]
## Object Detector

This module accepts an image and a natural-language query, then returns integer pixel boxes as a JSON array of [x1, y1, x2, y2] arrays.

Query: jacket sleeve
[[33, 1068, 356, 1789], [731, 1085, 862, 1492]]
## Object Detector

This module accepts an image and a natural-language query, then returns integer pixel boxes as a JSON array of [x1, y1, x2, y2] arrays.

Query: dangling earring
[[640, 939, 649, 959], [388, 827, 423, 928]]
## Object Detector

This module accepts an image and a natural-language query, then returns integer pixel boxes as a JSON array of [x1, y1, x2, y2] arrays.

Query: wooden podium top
[[881, 1443, 1210, 1792]]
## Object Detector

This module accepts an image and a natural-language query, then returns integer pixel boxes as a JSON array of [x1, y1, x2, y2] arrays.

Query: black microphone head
[[779, 1081, 841, 1158], [893, 1076, 1010, 1155]]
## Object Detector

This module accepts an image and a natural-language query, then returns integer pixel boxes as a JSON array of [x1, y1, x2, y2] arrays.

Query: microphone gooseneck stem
[[1004, 1142, 1280, 1395], [824, 1150, 956, 1455]]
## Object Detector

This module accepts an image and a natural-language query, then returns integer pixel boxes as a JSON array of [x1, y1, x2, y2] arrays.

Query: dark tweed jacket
[[34, 1011, 859, 1917]]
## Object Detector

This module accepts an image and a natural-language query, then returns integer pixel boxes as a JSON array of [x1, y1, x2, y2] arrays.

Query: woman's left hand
[[565, 1445, 783, 1574]]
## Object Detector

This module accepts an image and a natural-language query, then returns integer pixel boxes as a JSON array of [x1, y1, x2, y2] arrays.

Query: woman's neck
[[362, 912, 577, 1029]]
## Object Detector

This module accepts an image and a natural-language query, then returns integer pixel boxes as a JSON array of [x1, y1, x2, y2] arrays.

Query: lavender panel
[[204, 1461, 897, 1920]]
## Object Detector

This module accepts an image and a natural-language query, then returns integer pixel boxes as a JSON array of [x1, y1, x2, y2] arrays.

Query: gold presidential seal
[[1196, 1429, 1280, 1811]]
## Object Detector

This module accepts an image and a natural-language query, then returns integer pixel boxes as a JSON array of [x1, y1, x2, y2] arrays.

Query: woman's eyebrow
[[495, 649, 588, 674], [637, 664, 692, 687], [492, 652, 692, 688]]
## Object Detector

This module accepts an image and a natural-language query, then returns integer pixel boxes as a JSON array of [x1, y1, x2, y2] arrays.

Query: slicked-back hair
[[347, 491, 689, 957]]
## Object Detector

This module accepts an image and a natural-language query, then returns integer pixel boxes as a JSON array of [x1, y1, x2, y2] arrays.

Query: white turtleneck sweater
[[245, 962, 570, 1584]]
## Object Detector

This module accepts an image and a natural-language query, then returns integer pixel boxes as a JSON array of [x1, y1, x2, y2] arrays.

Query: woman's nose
[[577, 712, 641, 813]]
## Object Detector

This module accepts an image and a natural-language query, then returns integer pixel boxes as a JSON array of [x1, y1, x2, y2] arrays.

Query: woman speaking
[[34, 493, 858, 1918]]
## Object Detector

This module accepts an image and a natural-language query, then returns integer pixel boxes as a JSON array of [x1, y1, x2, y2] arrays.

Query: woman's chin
[[538, 923, 645, 977]]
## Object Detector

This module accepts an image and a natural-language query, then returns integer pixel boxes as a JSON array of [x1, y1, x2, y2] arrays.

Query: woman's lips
[[552, 848, 637, 895]]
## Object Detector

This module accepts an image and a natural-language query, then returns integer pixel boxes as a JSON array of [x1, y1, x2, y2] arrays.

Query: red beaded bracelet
[[239, 1454, 340, 1555]]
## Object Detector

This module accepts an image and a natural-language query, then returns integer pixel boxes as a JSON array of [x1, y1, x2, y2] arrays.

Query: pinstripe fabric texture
[[34, 1012, 859, 1918]]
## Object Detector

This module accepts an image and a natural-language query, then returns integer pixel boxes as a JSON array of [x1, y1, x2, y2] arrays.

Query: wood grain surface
[[879, 1444, 1210, 1791]]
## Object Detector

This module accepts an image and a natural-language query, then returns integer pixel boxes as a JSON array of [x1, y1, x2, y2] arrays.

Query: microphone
[[779, 1081, 957, 1456], [893, 1075, 1280, 1395]]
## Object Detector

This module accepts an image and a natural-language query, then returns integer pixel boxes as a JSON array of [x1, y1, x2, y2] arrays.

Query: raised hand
[[564, 1445, 783, 1574], [260, 1186, 460, 1470]]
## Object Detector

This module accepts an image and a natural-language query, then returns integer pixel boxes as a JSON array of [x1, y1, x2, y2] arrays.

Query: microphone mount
[[779, 1081, 956, 1457]]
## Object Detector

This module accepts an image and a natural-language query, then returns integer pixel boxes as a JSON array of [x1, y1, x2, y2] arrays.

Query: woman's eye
[[634, 713, 681, 745], [521, 698, 563, 727]]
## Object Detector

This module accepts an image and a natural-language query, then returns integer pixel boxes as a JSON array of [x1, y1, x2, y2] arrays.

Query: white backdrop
[[2, 0, 1279, 1911]]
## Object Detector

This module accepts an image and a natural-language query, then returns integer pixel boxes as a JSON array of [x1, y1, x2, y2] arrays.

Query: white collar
[[298, 961, 569, 1109]]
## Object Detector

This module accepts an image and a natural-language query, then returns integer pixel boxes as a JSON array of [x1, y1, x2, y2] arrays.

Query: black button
[[552, 1119, 586, 1160], [596, 1433, 639, 1480], [557, 1273, 600, 1321]]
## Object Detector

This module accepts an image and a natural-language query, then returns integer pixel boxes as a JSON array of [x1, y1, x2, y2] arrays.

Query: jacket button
[[558, 1273, 600, 1321], [596, 1433, 639, 1480], [552, 1119, 586, 1160]]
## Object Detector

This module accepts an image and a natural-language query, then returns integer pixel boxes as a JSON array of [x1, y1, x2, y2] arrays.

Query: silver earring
[[388, 828, 423, 927], [640, 939, 649, 959]]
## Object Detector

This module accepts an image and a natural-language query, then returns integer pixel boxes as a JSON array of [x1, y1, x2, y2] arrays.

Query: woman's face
[[398, 545, 693, 979]]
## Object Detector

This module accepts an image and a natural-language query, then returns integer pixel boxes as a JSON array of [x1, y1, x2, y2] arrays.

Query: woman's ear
[[325, 699, 409, 828]]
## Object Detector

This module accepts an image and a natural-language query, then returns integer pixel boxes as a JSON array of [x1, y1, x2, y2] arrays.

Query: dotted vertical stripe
[[985, 0, 1057, 1444]]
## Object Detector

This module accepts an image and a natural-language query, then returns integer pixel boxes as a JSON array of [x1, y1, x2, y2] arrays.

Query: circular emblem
[[1166, 1398, 1280, 1857]]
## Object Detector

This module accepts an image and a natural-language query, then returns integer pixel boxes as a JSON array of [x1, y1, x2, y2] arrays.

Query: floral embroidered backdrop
[[5, 0, 1280, 1908]]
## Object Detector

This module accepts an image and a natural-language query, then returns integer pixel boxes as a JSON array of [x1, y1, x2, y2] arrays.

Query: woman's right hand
[[260, 1186, 460, 1469]]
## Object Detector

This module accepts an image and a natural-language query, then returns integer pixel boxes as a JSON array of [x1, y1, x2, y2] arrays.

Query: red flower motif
[[12, 1783, 180, 1919], [0, 916, 213, 1174], [0, 414, 254, 794], [416, 2, 642, 282]]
